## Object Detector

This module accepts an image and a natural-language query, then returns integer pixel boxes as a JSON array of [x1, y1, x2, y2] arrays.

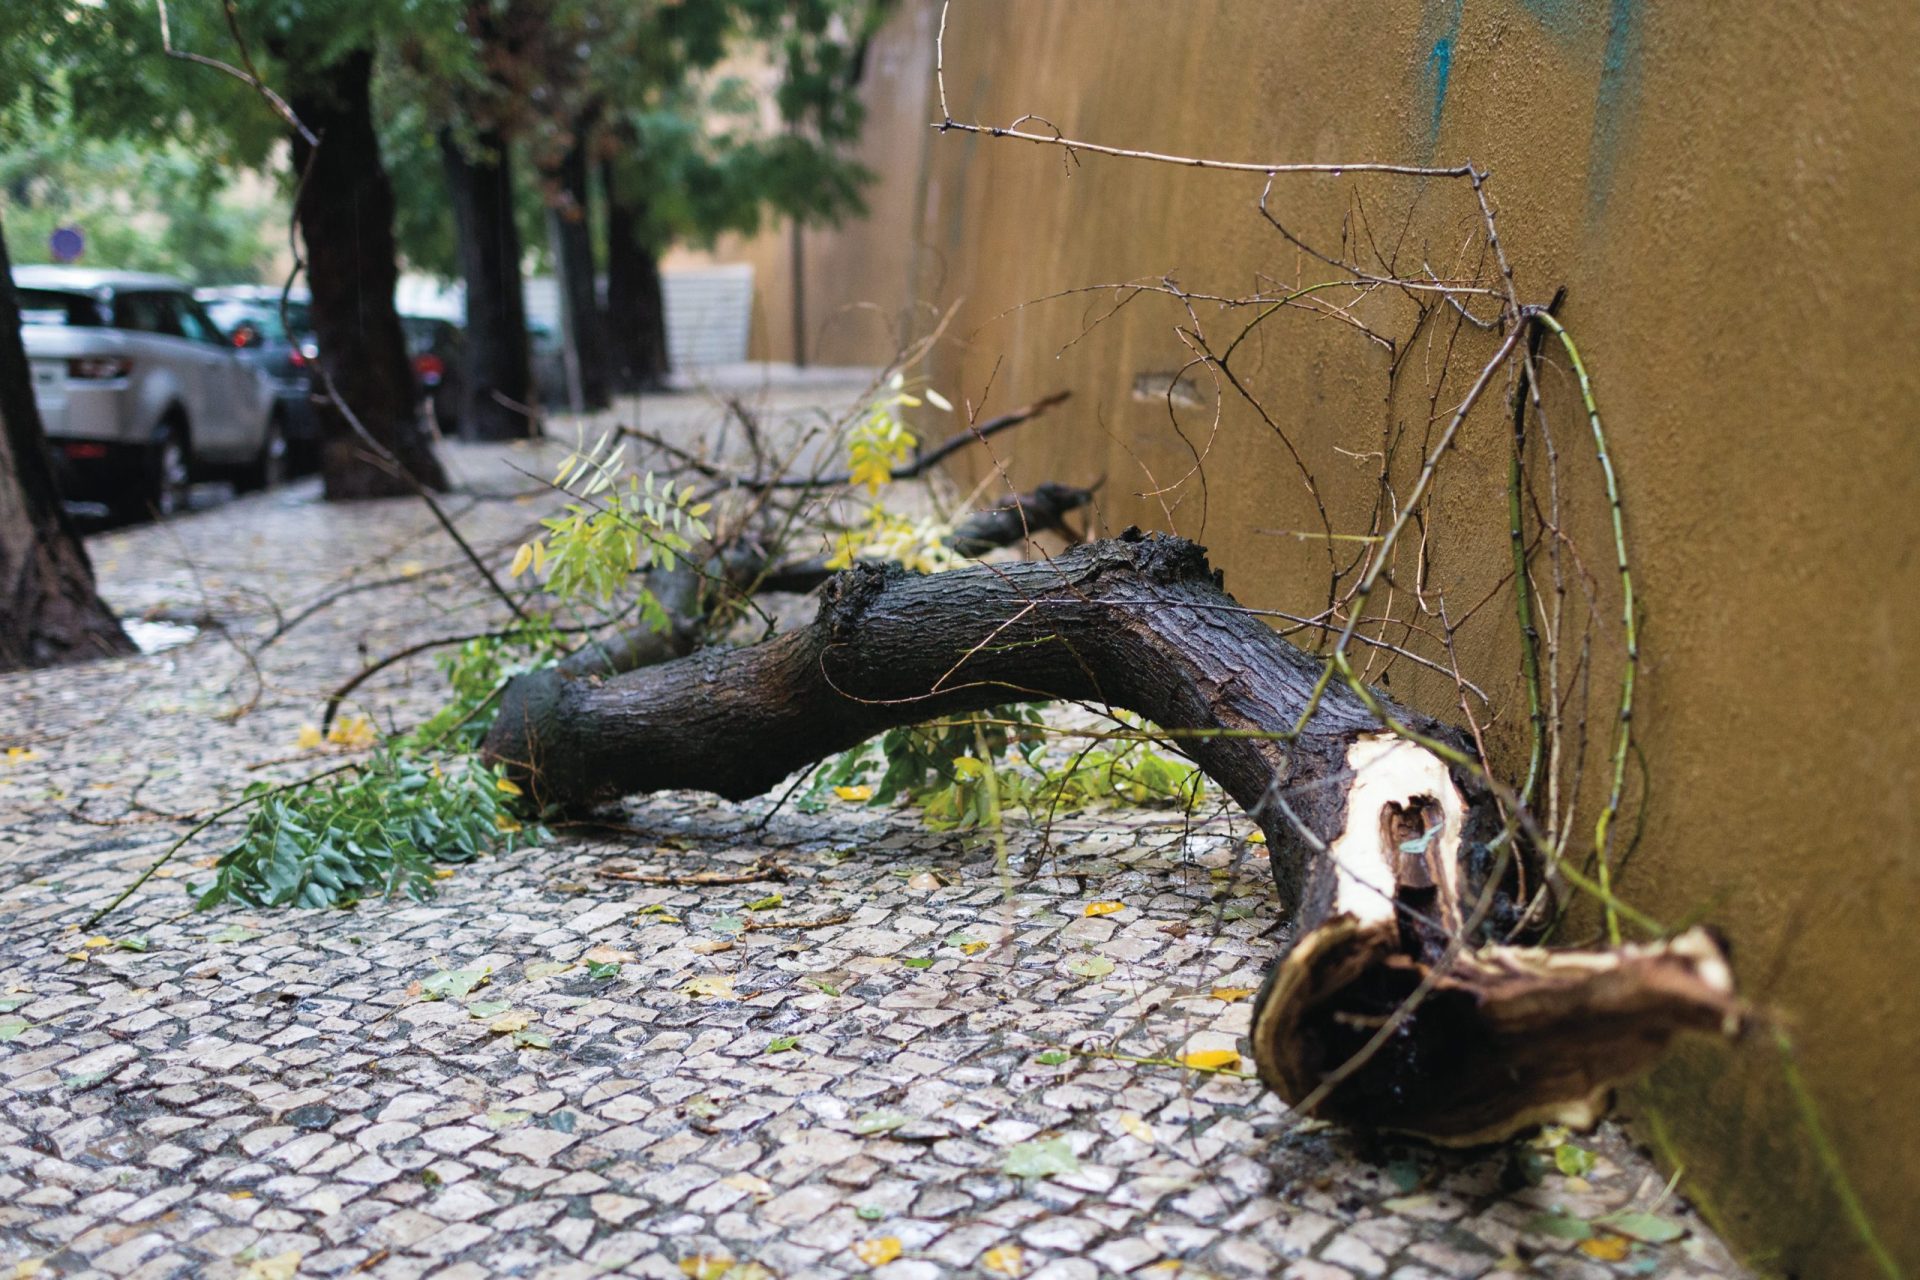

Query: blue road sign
[[50, 226, 85, 263]]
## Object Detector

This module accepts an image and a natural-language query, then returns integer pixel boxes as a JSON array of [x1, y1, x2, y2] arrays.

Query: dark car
[[401, 315, 465, 435], [198, 286, 322, 471]]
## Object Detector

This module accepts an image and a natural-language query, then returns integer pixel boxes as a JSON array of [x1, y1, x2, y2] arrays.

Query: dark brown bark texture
[[442, 128, 535, 441], [485, 531, 1740, 1142], [0, 213, 133, 670], [289, 50, 448, 498], [603, 161, 670, 393], [543, 128, 610, 412]]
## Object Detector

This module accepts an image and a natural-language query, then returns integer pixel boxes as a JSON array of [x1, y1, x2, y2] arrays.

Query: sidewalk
[[0, 380, 1745, 1279]]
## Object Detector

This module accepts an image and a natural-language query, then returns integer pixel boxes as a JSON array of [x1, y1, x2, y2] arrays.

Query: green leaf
[[483, 1109, 530, 1129], [854, 1110, 907, 1135], [0, 1016, 29, 1041], [1554, 1143, 1598, 1178], [1003, 1137, 1080, 1179], [511, 1028, 552, 1050], [115, 936, 149, 953], [466, 1000, 511, 1019], [901, 957, 934, 970], [1596, 1212, 1688, 1244], [0, 996, 27, 1013], [586, 960, 621, 980], [1524, 1213, 1594, 1241], [765, 1035, 801, 1054], [744, 893, 782, 911], [1034, 1050, 1069, 1066], [421, 968, 490, 1001], [209, 925, 257, 944], [711, 914, 746, 937], [855, 1205, 885, 1221], [1065, 954, 1114, 979]]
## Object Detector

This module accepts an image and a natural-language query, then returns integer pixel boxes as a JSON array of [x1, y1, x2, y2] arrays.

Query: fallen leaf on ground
[[1246, 829, 1266, 844], [1578, 1236, 1632, 1262], [1034, 1050, 1069, 1066], [483, 1109, 530, 1129], [1083, 901, 1125, 917], [765, 1035, 800, 1054], [0, 1017, 28, 1042], [487, 1011, 533, 1034], [209, 926, 258, 945], [1525, 1212, 1594, 1241], [582, 945, 635, 964], [1596, 1211, 1687, 1244], [688, 940, 733, 955], [721, 1172, 772, 1196], [959, 940, 990, 956], [833, 785, 873, 803], [3, 748, 37, 765], [466, 1000, 510, 1019], [1066, 954, 1114, 978], [1003, 1137, 1080, 1178], [295, 725, 323, 750], [744, 893, 782, 911], [679, 1256, 734, 1280], [420, 968, 490, 1001], [1179, 1049, 1241, 1071], [524, 961, 574, 981], [854, 1110, 907, 1135], [901, 957, 934, 970], [1209, 986, 1255, 1002], [243, 1251, 302, 1280], [1118, 1113, 1154, 1144], [510, 1028, 552, 1050], [906, 871, 947, 890], [981, 1244, 1024, 1275], [681, 974, 736, 999], [852, 1237, 901, 1266]]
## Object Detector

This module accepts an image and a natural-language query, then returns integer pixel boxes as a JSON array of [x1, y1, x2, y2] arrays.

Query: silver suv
[[14, 266, 284, 516]]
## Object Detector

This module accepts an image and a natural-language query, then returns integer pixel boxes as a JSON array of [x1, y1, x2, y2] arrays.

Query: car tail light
[[290, 341, 318, 368], [67, 357, 131, 380], [63, 442, 109, 460], [413, 353, 445, 383]]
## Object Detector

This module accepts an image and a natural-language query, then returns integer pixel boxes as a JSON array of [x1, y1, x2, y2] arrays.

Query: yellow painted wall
[[731, 3, 1919, 1273]]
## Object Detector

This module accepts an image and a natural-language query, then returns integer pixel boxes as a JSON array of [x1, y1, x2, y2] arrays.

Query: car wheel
[[238, 414, 289, 493], [141, 422, 192, 519]]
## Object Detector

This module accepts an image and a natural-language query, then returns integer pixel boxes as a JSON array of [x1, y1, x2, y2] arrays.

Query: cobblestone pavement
[[0, 380, 1745, 1279]]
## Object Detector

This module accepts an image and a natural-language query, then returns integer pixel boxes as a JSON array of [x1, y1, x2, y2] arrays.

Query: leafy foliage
[[828, 375, 961, 573], [193, 753, 544, 910], [512, 430, 712, 624], [805, 707, 1205, 832], [411, 616, 565, 750]]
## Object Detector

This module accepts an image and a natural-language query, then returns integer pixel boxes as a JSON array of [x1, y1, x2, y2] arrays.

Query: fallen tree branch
[[483, 531, 1739, 1142]]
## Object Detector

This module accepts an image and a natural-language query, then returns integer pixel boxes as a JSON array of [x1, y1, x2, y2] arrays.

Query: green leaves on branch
[[192, 753, 544, 911]]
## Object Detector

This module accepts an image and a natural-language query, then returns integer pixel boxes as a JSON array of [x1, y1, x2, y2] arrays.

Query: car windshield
[[17, 289, 106, 327], [205, 302, 289, 343]]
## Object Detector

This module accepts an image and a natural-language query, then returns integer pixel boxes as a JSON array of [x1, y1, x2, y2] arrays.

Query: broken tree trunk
[[483, 531, 1739, 1142]]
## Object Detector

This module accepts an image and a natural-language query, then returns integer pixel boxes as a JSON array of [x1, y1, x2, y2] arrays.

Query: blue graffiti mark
[[1586, 0, 1640, 214], [1421, 0, 1466, 150]]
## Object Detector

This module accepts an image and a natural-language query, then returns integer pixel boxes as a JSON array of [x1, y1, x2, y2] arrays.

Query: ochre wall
[[747, 3, 1919, 1273]]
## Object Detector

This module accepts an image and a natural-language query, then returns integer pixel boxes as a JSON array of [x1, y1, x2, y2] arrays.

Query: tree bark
[[289, 49, 448, 498], [543, 124, 610, 412], [485, 531, 1740, 1142], [0, 211, 134, 671], [441, 127, 535, 441], [603, 160, 669, 393]]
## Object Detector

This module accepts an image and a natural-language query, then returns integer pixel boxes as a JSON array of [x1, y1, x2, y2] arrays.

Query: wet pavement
[[0, 376, 1745, 1278]]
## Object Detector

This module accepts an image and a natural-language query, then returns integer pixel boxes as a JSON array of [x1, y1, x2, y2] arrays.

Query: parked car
[[197, 285, 322, 470], [527, 319, 569, 408], [400, 314, 465, 434], [14, 267, 285, 517]]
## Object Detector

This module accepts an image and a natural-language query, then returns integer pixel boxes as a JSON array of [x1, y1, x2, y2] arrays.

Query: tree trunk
[[0, 211, 134, 671], [543, 126, 609, 412], [484, 531, 1740, 1143], [602, 160, 669, 392], [289, 49, 448, 498], [441, 127, 535, 441]]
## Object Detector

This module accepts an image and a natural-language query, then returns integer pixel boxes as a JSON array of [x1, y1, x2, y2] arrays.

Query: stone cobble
[[0, 384, 1745, 1278]]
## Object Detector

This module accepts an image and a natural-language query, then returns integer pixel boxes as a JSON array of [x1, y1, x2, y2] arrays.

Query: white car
[[14, 266, 285, 516]]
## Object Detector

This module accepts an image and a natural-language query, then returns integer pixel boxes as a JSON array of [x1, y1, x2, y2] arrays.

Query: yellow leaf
[[494, 814, 522, 833], [1118, 1112, 1155, 1144], [852, 1237, 902, 1267], [533, 539, 548, 573], [981, 1244, 1024, 1275], [295, 725, 323, 750], [1578, 1235, 1632, 1262], [495, 776, 524, 796], [327, 715, 377, 749], [229, 1190, 254, 1200], [4, 747, 38, 765], [487, 1011, 532, 1034], [396, 560, 424, 577], [433, 868, 456, 880], [1180, 1049, 1242, 1071], [14, 1259, 45, 1278], [679, 1256, 735, 1280], [244, 1251, 302, 1280], [721, 1172, 772, 1197], [1084, 901, 1125, 917], [833, 785, 873, 803], [82, 936, 112, 949], [1245, 830, 1267, 844], [508, 543, 535, 578], [681, 974, 736, 999], [65, 952, 89, 963], [1210, 987, 1255, 1003], [959, 941, 989, 956]]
